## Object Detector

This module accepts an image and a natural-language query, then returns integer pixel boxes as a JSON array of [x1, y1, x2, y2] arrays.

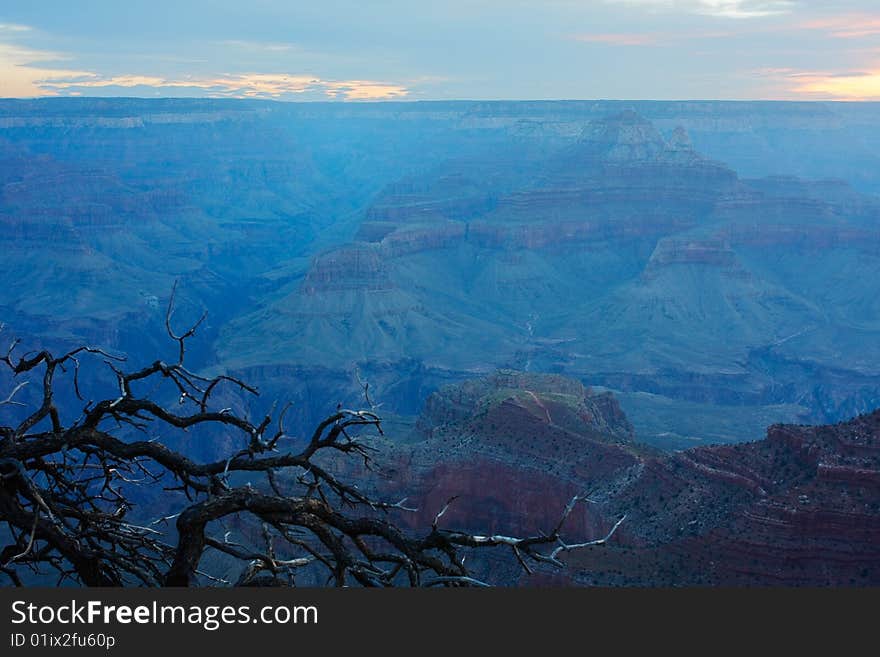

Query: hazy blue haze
[[2, 98, 879, 448]]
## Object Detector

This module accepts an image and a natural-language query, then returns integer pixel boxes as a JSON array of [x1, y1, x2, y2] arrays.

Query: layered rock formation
[[215, 109, 880, 444], [359, 372, 646, 551], [5, 99, 880, 446], [362, 373, 880, 586], [574, 409, 880, 586]]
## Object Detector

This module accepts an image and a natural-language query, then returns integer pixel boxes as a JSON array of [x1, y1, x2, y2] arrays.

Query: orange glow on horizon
[[788, 70, 880, 101]]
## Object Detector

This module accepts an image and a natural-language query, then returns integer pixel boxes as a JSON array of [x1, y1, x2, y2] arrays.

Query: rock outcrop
[[363, 372, 645, 563], [580, 410, 880, 586], [368, 373, 880, 586]]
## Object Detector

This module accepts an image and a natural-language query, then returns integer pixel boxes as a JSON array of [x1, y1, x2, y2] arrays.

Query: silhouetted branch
[[0, 288, 624, 587]]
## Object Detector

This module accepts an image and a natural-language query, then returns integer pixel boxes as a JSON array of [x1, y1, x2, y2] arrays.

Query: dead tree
[[0, 286, 624, 587]]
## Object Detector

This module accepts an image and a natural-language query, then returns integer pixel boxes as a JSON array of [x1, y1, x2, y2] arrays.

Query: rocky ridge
[[359, 373, 880, 586]]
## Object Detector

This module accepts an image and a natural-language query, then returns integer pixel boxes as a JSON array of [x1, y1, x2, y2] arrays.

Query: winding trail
[[525, 390, 553, 426]]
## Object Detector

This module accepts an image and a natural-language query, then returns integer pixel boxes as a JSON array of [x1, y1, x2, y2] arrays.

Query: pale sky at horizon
[[1, 1, 879, 101]]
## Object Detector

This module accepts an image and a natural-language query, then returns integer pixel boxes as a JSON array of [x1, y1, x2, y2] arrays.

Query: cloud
[[0, 23, 32, 33], [323, 80, 410, 100], [44, 72, 409, 100], [797, 14, 880, 39], [0, 42, 97, 97], [571, 33, 662, 46], [59, 74, 169, 88], [606, 0, 796, 19], [45, 73, 319, 95], [755, 66, 880, 100], [569, 28, 738, 46], [0, 34, 408, 100], [217, 40, 299, 53]]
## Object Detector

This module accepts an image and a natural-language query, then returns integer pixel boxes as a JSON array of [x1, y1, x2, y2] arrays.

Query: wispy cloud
[[0, 33, 408, 100], [323, 80, 410, 100], [606, 0, 796, 19], [0, 23, 32, 33], [45, 73, 316, 95], [569, 28, 737, 46], [44, 72, 410, 100], [217, 40, 299, 53], [797, 14, 880, 39], [571, 33, 662, 46], [0, 42, 96, 97]]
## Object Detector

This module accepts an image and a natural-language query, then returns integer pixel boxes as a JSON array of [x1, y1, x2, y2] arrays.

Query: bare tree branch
[[0, 287, 624, 587], [0, 381, 28, 407]]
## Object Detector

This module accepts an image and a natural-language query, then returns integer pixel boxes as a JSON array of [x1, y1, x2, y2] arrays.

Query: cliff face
[[301, 244, 393, 294], [371, 373, 880, 586], [560, 111, 718, 170], [418, 370, 635, 444], [367, 372, 645, 551], [575, 410, 880, 586], [361, 174, 495, 224]]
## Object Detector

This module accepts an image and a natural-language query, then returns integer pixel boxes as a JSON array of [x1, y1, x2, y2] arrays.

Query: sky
[[1, 1, 879, 101]]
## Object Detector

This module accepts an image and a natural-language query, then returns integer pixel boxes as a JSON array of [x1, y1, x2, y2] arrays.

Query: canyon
[[3, 99, 880, 446], [2, 98, 880, 585]]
